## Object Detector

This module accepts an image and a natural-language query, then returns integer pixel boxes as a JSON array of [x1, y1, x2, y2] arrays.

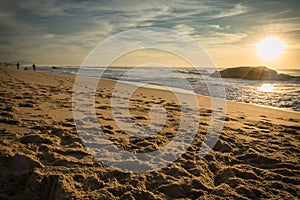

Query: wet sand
[[0, 67, 299, 199]]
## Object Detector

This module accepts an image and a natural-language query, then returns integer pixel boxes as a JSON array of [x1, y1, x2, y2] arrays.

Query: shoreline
[[8, 66, 300, 113]]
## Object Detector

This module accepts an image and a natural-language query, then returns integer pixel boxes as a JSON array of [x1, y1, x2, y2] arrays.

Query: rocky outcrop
[[211, 66, 294, 80]]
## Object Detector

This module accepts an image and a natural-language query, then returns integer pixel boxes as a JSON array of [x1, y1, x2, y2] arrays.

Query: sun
[[256, 37, 285, 60]]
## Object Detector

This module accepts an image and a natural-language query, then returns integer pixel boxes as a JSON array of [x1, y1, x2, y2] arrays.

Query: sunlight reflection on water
[[258, 84, 275, 92]]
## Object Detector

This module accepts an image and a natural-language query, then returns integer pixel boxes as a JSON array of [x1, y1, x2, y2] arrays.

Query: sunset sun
[[256, 37, 285, 60]]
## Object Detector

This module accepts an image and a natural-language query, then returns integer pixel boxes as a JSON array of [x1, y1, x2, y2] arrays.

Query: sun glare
[[256, 37, 285, 60], [258, 84, 275, 92]]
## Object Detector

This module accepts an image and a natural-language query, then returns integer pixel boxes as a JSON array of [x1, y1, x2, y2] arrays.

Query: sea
[[37, 66, 300, 112]]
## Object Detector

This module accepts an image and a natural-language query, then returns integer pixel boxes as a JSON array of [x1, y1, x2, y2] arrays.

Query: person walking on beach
[[16, 62, 20, 69], [32, 64, 36, 71]]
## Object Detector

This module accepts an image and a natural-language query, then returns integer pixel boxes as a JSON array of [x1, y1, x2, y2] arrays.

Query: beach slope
[[0, 67, 299, 199]]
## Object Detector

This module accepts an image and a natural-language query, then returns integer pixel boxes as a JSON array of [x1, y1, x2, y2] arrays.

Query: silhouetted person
[[32, 64, 36, 71], [16, 62, 20, 69]]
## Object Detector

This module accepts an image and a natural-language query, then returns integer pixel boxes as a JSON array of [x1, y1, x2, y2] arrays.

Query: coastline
[[0, 67, 299, 199], [10, 66, 300, 112]]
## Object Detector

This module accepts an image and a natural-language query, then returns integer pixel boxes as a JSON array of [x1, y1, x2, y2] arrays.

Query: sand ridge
[[0, 67, 299, 199]]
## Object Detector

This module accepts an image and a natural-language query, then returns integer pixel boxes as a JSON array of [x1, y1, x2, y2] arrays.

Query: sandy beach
[[0, 67, 299, 199]]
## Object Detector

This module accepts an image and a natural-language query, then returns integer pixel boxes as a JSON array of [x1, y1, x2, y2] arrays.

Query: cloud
[[17, 0, 72, 16], [207, 24, 230, 30], [174, 24, 196, 35], [193, 32, 248, 48], [211, 3, 247, 19], [0, 0, 299, 67]]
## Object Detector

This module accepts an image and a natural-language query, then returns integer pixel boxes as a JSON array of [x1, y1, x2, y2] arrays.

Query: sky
[[0, 0, 300, 69]]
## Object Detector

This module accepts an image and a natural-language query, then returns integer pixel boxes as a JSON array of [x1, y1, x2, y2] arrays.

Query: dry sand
[[0, 67, 299, 199]]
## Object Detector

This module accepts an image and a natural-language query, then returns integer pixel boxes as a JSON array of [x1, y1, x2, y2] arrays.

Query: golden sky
[[0, 1, 299, 69]]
